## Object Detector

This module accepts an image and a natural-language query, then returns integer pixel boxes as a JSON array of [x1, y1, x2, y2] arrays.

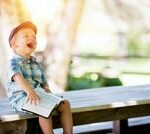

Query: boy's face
[[11, 28, 37, 57]]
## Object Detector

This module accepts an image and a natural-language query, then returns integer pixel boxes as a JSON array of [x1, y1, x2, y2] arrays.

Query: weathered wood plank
[[113, 120, 128, 134], [0, 84, 150, 134], [52, 103, 150, 128], [1, 84, 150, 123]]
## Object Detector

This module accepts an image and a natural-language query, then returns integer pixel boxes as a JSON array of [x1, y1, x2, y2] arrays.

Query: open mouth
[[27, 42, 34, 49]]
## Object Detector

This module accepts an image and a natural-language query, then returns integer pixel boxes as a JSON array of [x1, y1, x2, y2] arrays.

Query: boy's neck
[[15, 52, 31, 59]]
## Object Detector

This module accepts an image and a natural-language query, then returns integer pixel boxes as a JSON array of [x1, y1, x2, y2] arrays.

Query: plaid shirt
[[7, 54, 48, 106]]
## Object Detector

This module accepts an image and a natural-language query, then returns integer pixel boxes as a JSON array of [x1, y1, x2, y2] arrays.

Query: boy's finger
[[35, 99, 39, 105], [36, 96, 40, 105], [26, 97, 29, 103], [36, 95, 40, 100]]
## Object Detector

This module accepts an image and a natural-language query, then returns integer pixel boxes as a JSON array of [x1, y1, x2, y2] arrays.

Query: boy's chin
[[27, 47, 35, 52]]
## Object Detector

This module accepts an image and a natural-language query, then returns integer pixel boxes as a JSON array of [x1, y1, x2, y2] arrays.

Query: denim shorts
[[13, 96, 30, 114]]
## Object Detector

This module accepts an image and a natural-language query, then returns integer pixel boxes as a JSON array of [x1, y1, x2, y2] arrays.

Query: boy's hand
[[26, 90, 40, 105]]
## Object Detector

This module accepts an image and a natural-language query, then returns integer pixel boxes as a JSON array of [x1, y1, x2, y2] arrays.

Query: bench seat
[[1, 84, 150, 134]]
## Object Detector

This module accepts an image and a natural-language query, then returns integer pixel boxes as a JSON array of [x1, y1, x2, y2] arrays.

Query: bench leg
[[113, 119, 128, 134]]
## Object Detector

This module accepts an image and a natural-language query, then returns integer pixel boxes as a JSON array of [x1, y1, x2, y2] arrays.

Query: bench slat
[[1, 84, 150, 122]]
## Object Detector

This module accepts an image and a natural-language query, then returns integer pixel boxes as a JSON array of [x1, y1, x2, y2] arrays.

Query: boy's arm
[[13, 73, 40, 105]]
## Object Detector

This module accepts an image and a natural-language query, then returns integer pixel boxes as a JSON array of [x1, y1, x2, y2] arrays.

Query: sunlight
[[23, 0, 63, 51], [23, 0, 62, 22], [111, 100, 137, 107]]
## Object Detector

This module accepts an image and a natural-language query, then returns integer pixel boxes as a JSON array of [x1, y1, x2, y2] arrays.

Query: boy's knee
[[63, 100, 70, 106], [57, 100, 71, 112]]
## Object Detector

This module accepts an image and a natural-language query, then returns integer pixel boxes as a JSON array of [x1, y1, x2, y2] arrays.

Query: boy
[[7, 21, 73, 134]]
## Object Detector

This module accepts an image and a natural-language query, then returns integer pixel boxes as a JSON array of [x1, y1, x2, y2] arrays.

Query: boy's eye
[[33, 36, 36, 39], [23, 35, 36, 39], [23, 35, 29, 38], [25, 35, 28, 38]]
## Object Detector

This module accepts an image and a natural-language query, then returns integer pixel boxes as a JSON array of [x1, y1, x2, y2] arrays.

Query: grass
[[70, 57, 150, 86]]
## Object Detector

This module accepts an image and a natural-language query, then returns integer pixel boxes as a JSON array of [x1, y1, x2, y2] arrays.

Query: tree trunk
[[43, 0, 85, 92]]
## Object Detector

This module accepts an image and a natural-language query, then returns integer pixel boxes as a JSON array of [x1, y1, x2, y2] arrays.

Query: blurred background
[[1, 0, 150, 97]]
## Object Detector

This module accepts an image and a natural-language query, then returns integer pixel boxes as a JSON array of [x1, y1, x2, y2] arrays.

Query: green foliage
[[66, 73, 122, 91], [100, 77, 122, 87], [127, 31, 141, 56], [127, 31, 150, 57]]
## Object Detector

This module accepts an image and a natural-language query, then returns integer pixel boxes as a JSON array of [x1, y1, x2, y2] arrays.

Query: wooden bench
[[1, 84, 150, 134]]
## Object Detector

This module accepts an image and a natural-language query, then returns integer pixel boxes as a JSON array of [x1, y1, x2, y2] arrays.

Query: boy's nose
[[27, 39, 36, 46], [28, 37, 36, 43]]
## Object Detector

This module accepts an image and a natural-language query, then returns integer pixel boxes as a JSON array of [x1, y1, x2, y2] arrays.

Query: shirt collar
[[13, 54, 36, 63]]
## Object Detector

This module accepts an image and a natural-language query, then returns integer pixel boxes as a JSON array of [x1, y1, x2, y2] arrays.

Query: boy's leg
[[39, 116, 54, 134], [57, 100, 73, 134]]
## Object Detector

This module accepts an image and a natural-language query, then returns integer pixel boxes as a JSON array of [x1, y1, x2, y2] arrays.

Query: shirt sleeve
[[7, 58, 22, 82]]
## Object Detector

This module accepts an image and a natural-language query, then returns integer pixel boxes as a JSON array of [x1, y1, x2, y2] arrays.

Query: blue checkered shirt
[[7, 54, 48, 107]]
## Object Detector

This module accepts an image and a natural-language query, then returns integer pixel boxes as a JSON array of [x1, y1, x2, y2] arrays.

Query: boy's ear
[[10, 37, 16, 48]]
